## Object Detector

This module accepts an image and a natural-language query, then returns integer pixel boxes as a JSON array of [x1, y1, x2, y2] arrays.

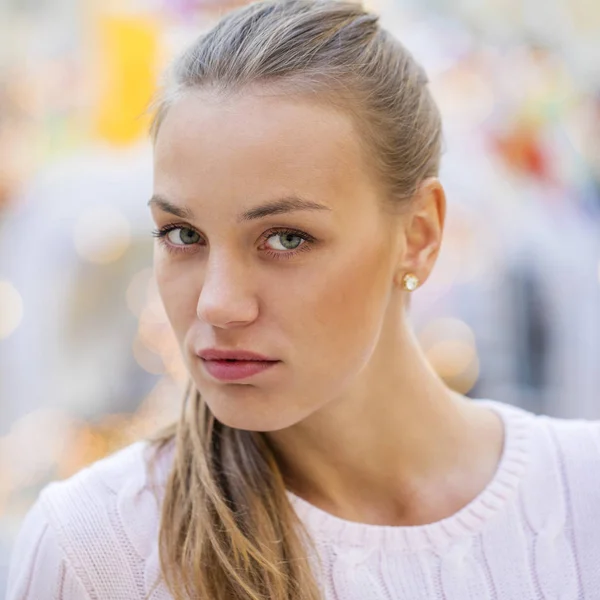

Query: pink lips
[[197, 348, 280, 382]]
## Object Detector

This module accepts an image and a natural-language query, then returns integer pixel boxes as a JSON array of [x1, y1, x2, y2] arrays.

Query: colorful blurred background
[[0, 0, 599, 593]]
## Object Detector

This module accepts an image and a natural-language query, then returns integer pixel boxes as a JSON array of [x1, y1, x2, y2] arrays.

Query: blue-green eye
[[259, 227, 316, 260], [166, 227, 201, 246], [151, 225, 203, 254], [266, 232, 305, 251]]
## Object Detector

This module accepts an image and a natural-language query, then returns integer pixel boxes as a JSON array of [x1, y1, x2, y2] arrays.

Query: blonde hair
[[150, 1, 442, 598]]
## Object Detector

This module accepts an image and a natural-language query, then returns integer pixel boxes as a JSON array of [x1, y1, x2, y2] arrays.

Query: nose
[[196, 253, 259, 329]]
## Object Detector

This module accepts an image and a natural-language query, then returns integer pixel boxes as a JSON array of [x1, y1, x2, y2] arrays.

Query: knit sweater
[[6, 399, 600, 599]]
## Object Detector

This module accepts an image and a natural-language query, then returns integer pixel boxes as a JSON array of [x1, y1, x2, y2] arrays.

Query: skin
[[151, 89, 504, 527]]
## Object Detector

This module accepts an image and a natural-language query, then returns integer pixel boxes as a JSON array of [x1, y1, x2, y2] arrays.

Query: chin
[[199, 388, 304, 433], [210, 406, 301, 432]]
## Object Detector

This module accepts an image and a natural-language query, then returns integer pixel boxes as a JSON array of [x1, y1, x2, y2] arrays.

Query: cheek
[[287, 241, 393, 371], [154, 257, 200, 341]]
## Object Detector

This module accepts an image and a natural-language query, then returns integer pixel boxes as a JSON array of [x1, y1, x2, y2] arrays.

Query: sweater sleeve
[[6, 498, 91, 600]]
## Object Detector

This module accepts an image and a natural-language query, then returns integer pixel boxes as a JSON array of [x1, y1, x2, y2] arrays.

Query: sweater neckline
[[285, 399, 534, 552]]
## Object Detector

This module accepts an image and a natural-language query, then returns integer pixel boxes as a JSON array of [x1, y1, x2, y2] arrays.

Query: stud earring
[[402, 273, 420, 292]]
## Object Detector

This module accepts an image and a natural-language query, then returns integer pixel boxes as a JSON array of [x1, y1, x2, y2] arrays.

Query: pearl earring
[[402, 273, 420, 292]]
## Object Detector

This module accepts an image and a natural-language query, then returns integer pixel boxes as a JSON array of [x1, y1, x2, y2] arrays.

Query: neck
[[266, 319, 503, 526]]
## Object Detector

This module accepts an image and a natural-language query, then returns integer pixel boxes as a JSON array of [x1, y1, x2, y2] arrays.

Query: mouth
[[200, 358, 280, 382]]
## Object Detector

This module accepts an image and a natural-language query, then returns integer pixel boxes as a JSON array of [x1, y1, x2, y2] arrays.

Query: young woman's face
[[151, 90, 405, 431]]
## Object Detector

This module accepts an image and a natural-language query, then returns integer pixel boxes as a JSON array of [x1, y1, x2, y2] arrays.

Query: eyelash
[[150, 223, 316, 260]]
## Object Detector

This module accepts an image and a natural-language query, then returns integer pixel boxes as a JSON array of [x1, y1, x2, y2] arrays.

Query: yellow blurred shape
[[0, 280, 24, 339], [418, 317, 476, 350], [58, 425, 109, 479], [73, 206, 131, 264], [448, 353, 480, 396], [425, 340, 476, 379], [94, 14, 160, 145], [419, 318, 480, 394]]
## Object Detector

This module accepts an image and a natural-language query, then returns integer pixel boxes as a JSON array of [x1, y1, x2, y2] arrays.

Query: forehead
[[152, 90, 378, 212]]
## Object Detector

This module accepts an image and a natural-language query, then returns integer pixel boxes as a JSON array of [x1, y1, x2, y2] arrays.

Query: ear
[[394, 177, 446, 288]]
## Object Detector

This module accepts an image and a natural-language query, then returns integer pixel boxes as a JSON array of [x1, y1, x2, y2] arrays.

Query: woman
[[7, 1, 600, 598]]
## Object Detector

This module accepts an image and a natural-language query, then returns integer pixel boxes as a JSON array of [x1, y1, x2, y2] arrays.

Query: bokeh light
[[0, 280, 24, 340], [418, 318, 480, 394], [0, 409, 77, 509], [73, 206, 132, 264], [132, 334, 165, 375], [432, 64, 496, 130], [126, 267, 155, 317]]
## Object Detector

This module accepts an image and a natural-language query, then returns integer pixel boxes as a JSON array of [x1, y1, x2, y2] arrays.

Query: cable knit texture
[[6, 399, 600, 599]]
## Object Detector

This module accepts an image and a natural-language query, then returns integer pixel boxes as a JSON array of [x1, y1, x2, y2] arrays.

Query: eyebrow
[[147, 194, 331, 222]]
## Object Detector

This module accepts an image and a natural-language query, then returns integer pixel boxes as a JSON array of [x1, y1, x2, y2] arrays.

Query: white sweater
[[6, 399, 600, 599]]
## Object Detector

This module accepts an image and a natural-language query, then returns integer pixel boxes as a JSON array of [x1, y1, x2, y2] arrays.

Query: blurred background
[[0, 0, 599, 593]]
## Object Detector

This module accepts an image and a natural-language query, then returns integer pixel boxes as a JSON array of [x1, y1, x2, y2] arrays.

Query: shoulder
[[40, 439, 172, 551], [493, 399, 600, 528], [7, 440, 175, 600], [482, 398, 600, 475], [479, 399, 600, 516], [533, 410, 600, 492], [527, 407, 600, 470], [516, 408, 600, 590]]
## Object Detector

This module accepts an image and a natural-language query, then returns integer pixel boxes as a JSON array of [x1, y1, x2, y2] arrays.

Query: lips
[[200, 358, 279, 381], [198, 348, 276, 362], [197, 348, 280, 381]]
